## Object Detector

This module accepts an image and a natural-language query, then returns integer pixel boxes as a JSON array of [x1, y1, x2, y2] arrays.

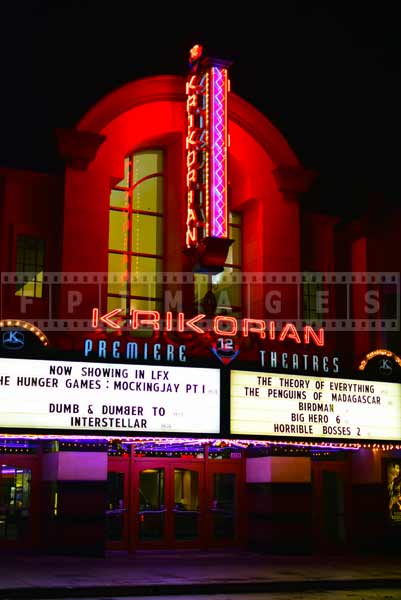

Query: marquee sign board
[[230, 370, 401, 442], [0, 358, 220, 435]]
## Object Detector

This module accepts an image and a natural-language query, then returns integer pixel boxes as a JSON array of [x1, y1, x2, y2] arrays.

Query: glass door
[[206, 460, 243, 547], [172, 465, 202, 544], [0, 457, 39, 550], [136, 463, 166, 545], [106, 458, 129, 550], [133, 460, 204, 549]]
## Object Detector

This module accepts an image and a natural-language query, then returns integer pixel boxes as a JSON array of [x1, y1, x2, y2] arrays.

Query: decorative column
[[245, 448, 312, 553], [41, 440, 108, 556]]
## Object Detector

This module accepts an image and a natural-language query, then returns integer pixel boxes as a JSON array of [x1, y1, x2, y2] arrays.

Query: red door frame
[[205, 457, 245, 548], [107, 452, 246, 551], [131, 458, 205, 550], [0, 454, 41, 551]]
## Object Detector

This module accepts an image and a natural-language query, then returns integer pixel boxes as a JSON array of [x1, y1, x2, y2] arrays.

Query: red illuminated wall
[[58, 75, 312, 323], [0, 167, 63, 319], [4, 73, 397, 367]]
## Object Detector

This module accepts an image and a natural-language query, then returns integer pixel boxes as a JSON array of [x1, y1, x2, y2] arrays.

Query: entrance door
[[106, 458, 129, 550], [206, 460, 243, 547], [0, 457, 39, 550], [133, 460, 204, 549], [312, 460, 350, 552]]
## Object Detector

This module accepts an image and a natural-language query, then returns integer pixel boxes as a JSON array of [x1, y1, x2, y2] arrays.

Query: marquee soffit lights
[[1, 433, 397, 451], [0, 319, 49, 346]]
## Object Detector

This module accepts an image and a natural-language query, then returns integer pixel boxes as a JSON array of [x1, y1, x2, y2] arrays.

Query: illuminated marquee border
[[0, 319, 49, 346], [0, 432, 399, 452], [358, 348, 401, 371]]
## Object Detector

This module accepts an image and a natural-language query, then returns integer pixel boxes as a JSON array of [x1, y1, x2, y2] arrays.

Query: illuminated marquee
[[91, 308, 325, 345], [186, 45, 230, 247], [358, 349, 401, 371], [231, 370, 401, 442], [0, 357, 220, 435]]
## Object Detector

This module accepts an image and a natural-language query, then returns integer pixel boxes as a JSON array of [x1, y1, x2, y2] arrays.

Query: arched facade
[[0, 68, 400, 558], [59, 75, 309, 321]]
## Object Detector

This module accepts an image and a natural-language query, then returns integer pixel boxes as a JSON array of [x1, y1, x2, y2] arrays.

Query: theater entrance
[[0, 456, 40, 550], [107, 447, 244, 551], [134, 459, 204, 548]]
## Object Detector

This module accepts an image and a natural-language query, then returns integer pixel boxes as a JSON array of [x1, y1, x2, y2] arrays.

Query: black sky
[[0, 1, 400, 216]]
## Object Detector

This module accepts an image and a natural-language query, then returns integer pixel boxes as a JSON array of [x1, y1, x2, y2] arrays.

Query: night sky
[[0, 1, 399, 217]]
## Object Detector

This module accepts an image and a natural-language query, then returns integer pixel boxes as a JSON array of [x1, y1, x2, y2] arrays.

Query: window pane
[[25, 249, 36, 264], [115, 157, 130, 187], [133, 176, 163, 213], [230, 212, 241, 226], [108, 253, 128, 295], [131, 257, 162, 299], [213, 268, 242, 312], [193, 212, 242, 314], [107, 295, 128, 314], [110, 189, 129, 209], [106, 472, 125, 542], [174, 469, 199, 541], [138, 468, 165, 541], [16, 279, 35, 297], [15, 236, 45, 298], [228, 225, 241, 266], [194, 270, 242, 313], [132, 213, 163, 256], [108, 151, 164, 313], [134, 151, 163, 182], [129, 298, 163, 312], [129, 298, 163, 337], [0, 466, 31, 541], [109, 211, 129, 251], [303, 272, 323, 321], [194, 274, 209, 307]]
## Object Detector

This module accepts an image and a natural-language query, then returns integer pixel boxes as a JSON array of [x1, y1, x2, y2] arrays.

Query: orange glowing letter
[[303, 326, 324, 346], [242, 319, 266, 339], [278, 323, 301, 344], [213, 316, 238, 336], [130, 310, 160, 331]]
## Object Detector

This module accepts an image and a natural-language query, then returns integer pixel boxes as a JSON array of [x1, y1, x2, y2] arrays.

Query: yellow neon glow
[[0, 319, 49, 346], [358, 348, 401, 370]]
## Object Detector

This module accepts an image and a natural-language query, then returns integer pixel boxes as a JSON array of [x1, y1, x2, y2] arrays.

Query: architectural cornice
[[55, 128, 106, 170]]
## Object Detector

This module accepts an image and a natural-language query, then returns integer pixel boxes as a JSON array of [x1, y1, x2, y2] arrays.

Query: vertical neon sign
[[186, 56, 208, 246], [210, 65, 228, 238], [186, 45, 230, 248]]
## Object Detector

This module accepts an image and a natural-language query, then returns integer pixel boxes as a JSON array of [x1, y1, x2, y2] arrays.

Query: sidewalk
[[1, 549, 401, 598]]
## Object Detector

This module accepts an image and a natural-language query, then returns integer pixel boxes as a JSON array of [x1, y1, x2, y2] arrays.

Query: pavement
[[1, 549, 401, 598]]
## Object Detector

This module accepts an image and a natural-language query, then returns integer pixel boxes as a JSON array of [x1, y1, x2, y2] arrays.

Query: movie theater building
[[0, 47, 400, 555]]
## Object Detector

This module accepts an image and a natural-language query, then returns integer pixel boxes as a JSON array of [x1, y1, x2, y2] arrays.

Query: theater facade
[[0, 46, 400, 556]]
